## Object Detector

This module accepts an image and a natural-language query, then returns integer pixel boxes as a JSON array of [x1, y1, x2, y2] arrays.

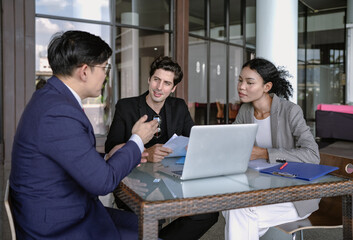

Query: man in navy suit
[[105, 56, 219, 240], [10, 30, 158, 240]]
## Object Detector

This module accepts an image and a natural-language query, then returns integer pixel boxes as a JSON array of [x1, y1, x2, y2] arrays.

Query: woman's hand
[[250, 146, 269, 160]]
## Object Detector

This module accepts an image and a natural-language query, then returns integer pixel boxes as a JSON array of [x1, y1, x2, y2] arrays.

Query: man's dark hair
[[149, 56, 183, 86], [47, 30, 112, 76]]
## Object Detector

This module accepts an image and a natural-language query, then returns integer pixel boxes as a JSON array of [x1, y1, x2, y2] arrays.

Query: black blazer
[[105, 91, 194, 153]]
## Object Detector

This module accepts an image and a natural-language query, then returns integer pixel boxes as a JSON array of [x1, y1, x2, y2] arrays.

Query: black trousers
[[115, 198, 219, 240], [159, 212, 219, 240]]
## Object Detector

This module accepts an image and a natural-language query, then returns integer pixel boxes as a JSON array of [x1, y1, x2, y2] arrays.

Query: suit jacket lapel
[[48, 76, 84, 112], [246, 107, 254, 124], [47, 76, 96, 144], [270, 94, 279, 148]]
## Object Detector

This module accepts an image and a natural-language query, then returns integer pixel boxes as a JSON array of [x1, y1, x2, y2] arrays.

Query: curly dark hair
[[149, 56, 183, 86], [242, 58, 293, 100]]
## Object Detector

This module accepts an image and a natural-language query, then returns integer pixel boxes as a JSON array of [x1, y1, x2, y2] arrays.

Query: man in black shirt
[[105, 56, 219, 240], [105, 56, 194, 163]]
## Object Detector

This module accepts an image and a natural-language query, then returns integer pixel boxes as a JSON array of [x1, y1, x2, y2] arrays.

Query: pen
[[279, 162, 288, 170]]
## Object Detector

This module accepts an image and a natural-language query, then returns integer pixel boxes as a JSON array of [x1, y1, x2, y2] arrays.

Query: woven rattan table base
[[115, 179, 353, 240]]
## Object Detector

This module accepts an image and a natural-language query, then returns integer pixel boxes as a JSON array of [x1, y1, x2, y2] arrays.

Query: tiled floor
[[200, 214, 343, 240]]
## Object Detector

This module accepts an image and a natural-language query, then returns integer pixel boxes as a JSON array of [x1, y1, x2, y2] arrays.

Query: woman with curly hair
[[222, 58, 320, 240]]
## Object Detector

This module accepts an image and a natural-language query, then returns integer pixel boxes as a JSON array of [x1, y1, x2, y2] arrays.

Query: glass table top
[[121, 158, 346, 202]]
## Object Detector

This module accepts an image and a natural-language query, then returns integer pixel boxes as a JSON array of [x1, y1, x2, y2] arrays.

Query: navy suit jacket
[[105, 91, 194, 153], [10, 76, 141, 239]]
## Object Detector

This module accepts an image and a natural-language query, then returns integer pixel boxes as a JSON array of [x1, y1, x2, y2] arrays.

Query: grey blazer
[[235, 93, 320, 217]]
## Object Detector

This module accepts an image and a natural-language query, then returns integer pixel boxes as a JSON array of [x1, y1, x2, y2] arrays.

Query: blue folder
[[260, 162, 339, 181]]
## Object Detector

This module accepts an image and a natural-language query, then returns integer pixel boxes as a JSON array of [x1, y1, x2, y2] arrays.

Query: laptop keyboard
[[172, 170, 183, 175]]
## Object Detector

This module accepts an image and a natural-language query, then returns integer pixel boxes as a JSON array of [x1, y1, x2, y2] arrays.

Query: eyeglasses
[[153, 115, 161, 138], [90, 63, 111, 76]]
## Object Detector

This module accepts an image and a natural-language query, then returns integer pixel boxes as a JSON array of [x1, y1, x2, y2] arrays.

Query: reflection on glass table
[[122, 157, 345, 201], [116, 157, 353, 240]]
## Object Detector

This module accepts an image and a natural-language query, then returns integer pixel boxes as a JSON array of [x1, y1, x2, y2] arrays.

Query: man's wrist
[[129, 134, 144, 153]]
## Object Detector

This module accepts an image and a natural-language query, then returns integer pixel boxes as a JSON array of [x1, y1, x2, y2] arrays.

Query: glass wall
[[36, 0, 111, 22], [114, 0, 172, 101], [35, 0, 172, 136], [116, 0, 170, 30], [229, 45, 243, 122], [210, 42, 227, 124], [188, 37, 208, 124], [230, 0, 243, 46], [188, 0, 245, 125], [115, 28, 170, 98], [298, 3, 346, 120], [210, 0, 226, 41], [245, 0, 256, 58], [34, 1, 349, 131], [35, 1, 112, 135], [189, 0, 206, 37]]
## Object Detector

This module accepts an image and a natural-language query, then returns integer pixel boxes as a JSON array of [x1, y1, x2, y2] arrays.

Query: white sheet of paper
[[248, 159, 280, 170], [163, 134, 189, 157]]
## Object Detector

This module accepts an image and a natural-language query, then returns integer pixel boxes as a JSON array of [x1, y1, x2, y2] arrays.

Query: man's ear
[[78, 64, 89, 82], [171, 85, 177, 93], [264, 82, 273, 93]]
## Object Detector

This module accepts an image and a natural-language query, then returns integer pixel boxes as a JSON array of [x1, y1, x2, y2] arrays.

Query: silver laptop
[[159, 123, 258, 180]]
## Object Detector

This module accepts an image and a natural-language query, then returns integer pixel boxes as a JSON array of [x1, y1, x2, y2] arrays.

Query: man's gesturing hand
[[132, 115, 158, 144]]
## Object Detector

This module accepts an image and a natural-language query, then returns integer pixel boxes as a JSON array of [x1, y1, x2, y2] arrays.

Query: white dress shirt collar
[[63, 83, 83, 108]]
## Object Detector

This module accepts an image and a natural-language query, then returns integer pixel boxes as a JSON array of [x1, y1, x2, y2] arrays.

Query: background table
[[114, 158, 353, 240]]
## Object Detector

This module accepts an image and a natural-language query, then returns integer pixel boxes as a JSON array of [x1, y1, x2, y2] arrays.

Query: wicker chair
[[270, 196, 342, 240], [4, 180, 16, 240]]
